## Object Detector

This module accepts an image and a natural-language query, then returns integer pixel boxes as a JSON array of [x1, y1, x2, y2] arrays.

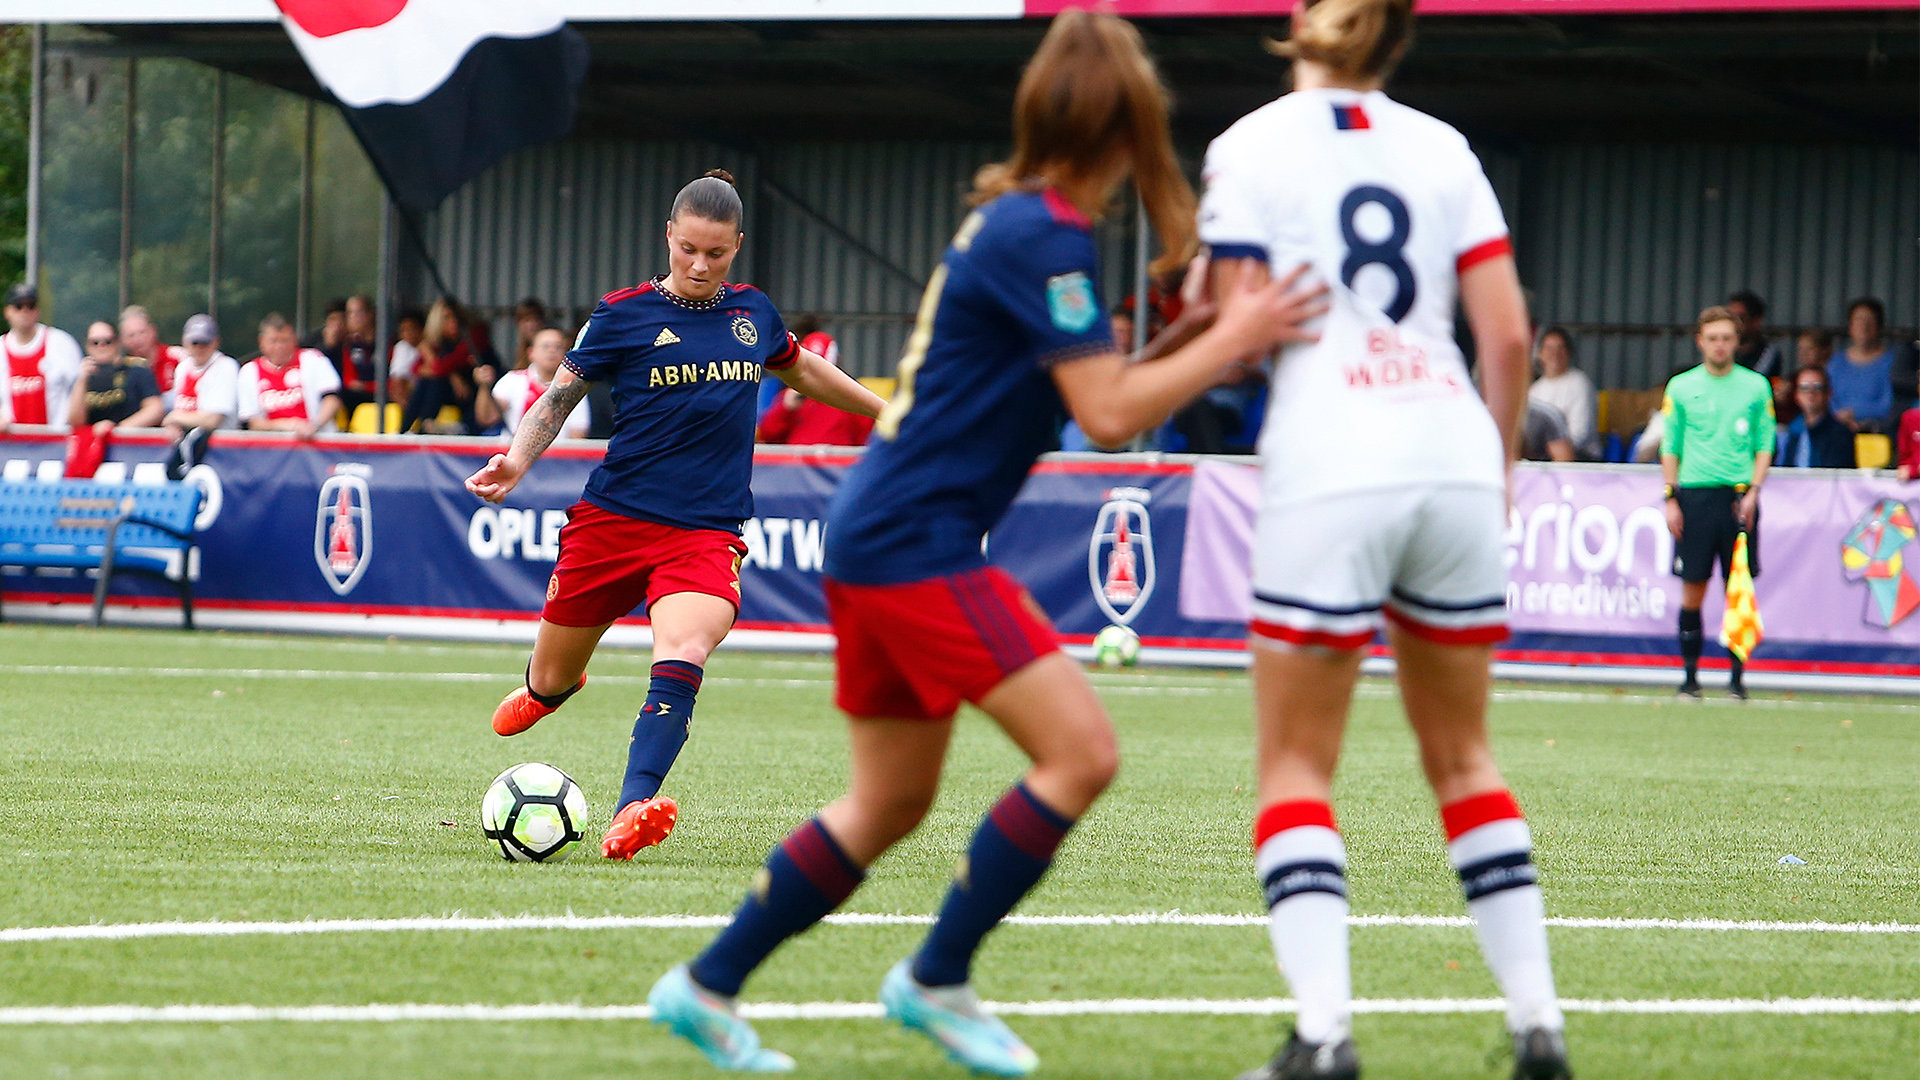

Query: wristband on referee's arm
[[1662, 484, 1677, 502]]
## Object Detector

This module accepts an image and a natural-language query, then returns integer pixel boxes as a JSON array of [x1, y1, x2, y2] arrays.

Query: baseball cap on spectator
[[5, 283, 38, 308], [182, 314, 219, 344]]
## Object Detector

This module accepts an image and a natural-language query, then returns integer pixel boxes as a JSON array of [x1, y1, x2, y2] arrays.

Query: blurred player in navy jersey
[[648, 12, 1326, 1075], [1202, 1, 1570, 1077], [465, 169, 885, 861]]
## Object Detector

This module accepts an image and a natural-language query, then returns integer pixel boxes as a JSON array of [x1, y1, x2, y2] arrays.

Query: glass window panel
[[129, 58, 214, 343], [39, 31, 125, 335], [216, 74, 303, 352], [307, 105, 381, 329]]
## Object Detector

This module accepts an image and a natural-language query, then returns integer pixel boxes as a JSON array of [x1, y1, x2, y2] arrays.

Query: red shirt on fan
[[3, 324, 83, 429], [755, 332, 875, 447], [238, 348, 343, 427]]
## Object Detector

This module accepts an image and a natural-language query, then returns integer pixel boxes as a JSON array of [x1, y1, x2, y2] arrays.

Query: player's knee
[[1043, 732, 1119, 806]]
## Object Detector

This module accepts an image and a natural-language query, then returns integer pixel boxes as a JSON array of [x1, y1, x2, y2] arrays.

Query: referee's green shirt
[[1660, 363, 1775, 487]]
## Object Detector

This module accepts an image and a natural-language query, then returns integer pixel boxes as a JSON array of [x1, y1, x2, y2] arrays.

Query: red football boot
[[491, 674, 587, 737], [601, 796, 679, 860]]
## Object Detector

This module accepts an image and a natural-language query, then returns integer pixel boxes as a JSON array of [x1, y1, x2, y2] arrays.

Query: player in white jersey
[[1199, 3, 1570, 1079]]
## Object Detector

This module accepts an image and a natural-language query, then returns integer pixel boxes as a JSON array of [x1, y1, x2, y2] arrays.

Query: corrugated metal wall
[[1511, 143, 1919, 390], [425, 139, 1144, 379], [426, 138, 1918, 390]]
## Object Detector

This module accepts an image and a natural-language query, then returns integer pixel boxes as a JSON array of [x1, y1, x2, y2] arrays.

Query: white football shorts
[[1250, 484, 1509, 651]]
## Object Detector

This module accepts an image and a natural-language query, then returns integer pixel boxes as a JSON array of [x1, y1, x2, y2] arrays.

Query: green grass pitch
[[0, 623, 1915, 1079]]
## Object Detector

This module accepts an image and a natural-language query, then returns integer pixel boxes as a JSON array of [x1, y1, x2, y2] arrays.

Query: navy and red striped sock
[[911, 782, 1075, 988], [617, 659, 702, 810], [1443, 789, 1563, 1032], [689, 818, 865, 997]]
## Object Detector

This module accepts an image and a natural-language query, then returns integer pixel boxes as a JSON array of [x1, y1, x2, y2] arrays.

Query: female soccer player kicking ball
[[647, 11, 1327, 1076], [1200, 2, 1572, 1077], [466, 170, 886, 861]]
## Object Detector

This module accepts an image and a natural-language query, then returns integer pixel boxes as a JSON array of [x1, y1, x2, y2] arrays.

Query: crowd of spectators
[[3, 278, 1913, 478]]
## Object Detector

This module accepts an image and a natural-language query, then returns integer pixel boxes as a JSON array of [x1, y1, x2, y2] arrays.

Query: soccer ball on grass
[[481, 762, 588, 862], [1091, 623, 1141, 667]]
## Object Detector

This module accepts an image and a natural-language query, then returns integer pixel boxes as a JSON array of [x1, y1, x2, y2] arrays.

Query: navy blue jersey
[[824, 189, 1110, 584], [564, 276, 798, 532]]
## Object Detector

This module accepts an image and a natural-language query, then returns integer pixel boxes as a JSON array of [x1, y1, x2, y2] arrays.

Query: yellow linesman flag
[[1720, 532, 1764, 662]]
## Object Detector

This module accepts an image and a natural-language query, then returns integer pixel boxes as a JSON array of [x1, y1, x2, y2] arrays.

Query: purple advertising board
[[1178, 460, 1920, 674]]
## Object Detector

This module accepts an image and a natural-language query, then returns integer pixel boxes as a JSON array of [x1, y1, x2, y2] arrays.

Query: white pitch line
[[3, 997, 1916, 1026], [7, 663, 1911, 708], [5, 911, 1915, 945]]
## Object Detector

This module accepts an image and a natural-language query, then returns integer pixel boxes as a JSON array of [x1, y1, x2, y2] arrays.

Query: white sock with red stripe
[[1254, 800, 1351, 1044], [1442, 790, 1563, 1033]]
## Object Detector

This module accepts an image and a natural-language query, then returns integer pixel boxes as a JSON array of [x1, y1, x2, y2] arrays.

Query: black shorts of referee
[[1671, 485, 1759, 584]]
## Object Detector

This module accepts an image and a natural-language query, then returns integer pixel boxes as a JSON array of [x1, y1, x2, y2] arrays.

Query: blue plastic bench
[[0, 480, 204, 629]]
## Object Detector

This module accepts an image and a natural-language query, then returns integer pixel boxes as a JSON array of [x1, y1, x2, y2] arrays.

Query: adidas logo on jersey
[[653, 328, 681, 347]]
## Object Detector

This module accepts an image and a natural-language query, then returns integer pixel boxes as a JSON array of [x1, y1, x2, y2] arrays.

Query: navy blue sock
[[689, 819, 865, 997], [912, 783, 1075, 988], [1679, 609, 1704, 681], [617, 660, 701, 811]]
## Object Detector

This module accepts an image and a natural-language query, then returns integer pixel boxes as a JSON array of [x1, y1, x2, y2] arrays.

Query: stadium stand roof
[[32, 7, 1918, 145]]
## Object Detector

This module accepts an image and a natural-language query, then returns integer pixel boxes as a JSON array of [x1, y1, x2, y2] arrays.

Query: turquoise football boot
[[880, 960, 1038, 1077], [648, 965, 794, 1073]]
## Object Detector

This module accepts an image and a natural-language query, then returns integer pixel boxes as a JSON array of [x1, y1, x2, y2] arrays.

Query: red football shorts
[[825, 566, 1061, 721], [541, 501, 748, 628]]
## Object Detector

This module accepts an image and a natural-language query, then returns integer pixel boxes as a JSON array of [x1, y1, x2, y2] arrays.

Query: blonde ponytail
[[1272, 0, 1413, 80]]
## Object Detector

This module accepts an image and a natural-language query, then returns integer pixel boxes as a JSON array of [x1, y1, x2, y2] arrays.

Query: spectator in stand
[[1170, 361, 1266, 454], [326, 293, 379, 418], [119, 305, 184, 397], [757, 329, 875, 446], [238, 313, 342, 439], [1777, 330, 1834, 426], [1830, 297, 1899, 432], [513, 297, 548, 369], [1528, 325, 1598, 458], [304, 297, 347, 351], [400, 298, 490, 434], [1726, 290, 1789, 377], [0, 283, 81, 432], [1898, 402, 1920, 480], [486, 325, 591, 439], [1109, 301, 1136, 353], [162, 314, 239, 433], [1520, 399, 1576, 462], [69, 321, 163, 430], [387, 306, 426, 407], [1775, 365, 1855, 469]]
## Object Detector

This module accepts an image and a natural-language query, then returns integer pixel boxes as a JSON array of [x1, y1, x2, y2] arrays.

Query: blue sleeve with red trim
[[758, 298, 798, 371], [976, 222, 1110, 368], [564, 297, 636, 383]]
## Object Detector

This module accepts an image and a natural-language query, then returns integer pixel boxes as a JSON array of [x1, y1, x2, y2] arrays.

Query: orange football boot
[[491, 674, 587, 737], [601, 795, 679, 860]]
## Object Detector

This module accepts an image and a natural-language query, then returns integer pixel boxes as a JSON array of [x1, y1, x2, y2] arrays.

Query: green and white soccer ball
[[481, 762, 588, 862], [1091, 623, 1141, 668]]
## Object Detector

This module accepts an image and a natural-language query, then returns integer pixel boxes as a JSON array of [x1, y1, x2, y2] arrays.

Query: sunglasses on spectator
[[1795, 382, 1826, 393], [87, 336, 116, 346]]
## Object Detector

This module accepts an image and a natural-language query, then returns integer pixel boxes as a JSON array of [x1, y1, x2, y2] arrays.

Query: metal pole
[[374, 191, 395, 434], [118, 58, 135, 313], [25, 25, 44, 286], [208, 72, 224, 319], [295, 98, 315, 335]]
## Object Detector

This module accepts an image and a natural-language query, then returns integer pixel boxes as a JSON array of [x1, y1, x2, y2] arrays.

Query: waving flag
[[275, 0, 589, 210], [1719, 532, 1764, 663]]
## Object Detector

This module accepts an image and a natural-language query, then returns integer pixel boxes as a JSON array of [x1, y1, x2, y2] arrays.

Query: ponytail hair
[[670, 169, 743, 228], [1272, 0, 1414, 81], [972, 10, 1196, 278]]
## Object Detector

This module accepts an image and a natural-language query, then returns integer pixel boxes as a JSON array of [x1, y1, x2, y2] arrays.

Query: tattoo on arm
[[511, 368, 591, 465]]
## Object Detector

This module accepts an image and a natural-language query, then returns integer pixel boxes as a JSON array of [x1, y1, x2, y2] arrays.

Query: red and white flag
[[275, 0, 588, 210]]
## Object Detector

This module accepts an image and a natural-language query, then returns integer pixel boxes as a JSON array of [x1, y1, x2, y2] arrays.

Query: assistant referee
[[1661, 305, 1775, 699]]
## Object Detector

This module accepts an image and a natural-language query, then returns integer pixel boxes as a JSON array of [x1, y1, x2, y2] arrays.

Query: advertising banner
[[1180, 459, 1920, 669], [0, 434, 1237, 646]]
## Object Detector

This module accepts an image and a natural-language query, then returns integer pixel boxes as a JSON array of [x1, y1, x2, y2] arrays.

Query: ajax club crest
[[316, 464, 373, 595], [1088, 487, 1156, 626]]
